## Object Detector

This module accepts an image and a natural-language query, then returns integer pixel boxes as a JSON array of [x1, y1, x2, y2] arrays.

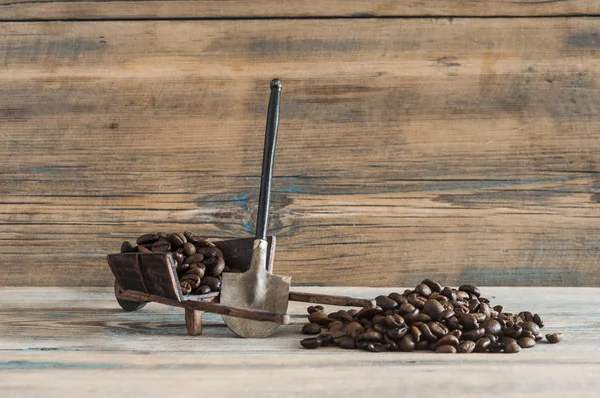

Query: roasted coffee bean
[[307, 306, 320, 314], [183, 231, 197, 243], [151, 239, 171, 252], [182, 253, 205, 265], [481, 319, 502, 335], [440, 309, 455, 321], [468, 298, 480, 312], [472, 312, 486, 323], [504, 324, 523, 339], [440, 287, 457, 301], [388, 292, 408, 305], [121, 241, 136, 253], [180, 282, 192, 295], [519, 311, 534, 323], [520, 329, 534, 338], [206, 255, 225, 276], [137, 233, 159, 245], [176, 263, 190, 276], [499, 336, 517, 346], [156, 232, 167, 238], [420, 323, 437, 341], [458, 284, 481, 298], [398, 335, 416, 352], [462, 328, 485, 341], [398, 303, 416, 316], [165, 233, 185, 249], [172, 252, 185, 265], [445, 317, 462, 331], [357, 330, 383, 342], [338, 337, 356, 349], [356, 307, 382, 319], [533, 313, 544, 328], [429, 322, 449, 337], [521, 321, 540, 336], [422, 299, 444, 321], [375, 295, 398, 310], [328, 321, 344, 333], [436, 345, 457, 354], [435, 334, 459, 348], [300, 337, 322, 349], [410, 325, 422, 343], [387, 326, 408, 340], [344, 322, 365, 338], [373, 324, 387, 334], [137, 245, 152, 253], [195, 285, 211, 295], [504, 342, 521, 353], [546, 333, 563, 344], [302, 323, 321, 335], [319, 333, 334, 346], [421, 279, 442, 293], [308, 311, 333, 326], [489, 342, 504, 353], [493, 305, 504, 313], [457, 340, 476, 353], [414, 284, 432, 297], [414, 313, 432, 323], [185, 267, 205, 278], [457, 313, 479, 330], [182, 242, 196, 256], [474, 337, 491, 353], [181, 274, 201, 287], [449, 330, 462, 340], [200, 276, 220, 291], [384, 314, 404, 328], [484, 334, 498, 344], [518, 337, 536, 348]]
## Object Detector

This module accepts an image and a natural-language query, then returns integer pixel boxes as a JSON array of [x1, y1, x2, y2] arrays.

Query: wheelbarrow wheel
[[114, 281, 148, 312]]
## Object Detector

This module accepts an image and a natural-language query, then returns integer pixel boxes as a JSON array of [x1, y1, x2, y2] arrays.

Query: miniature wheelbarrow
[[107, 79, 375, 337], [107, 236, 375, 336]]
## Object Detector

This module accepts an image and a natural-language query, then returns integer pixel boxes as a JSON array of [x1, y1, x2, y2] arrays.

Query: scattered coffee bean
[[458, 284, 481, 298], [375, 295, 399, 310], [518, 337, 536, 348], [546, 333, 563, 344], [297, 281, 557, 355], [504, 342, 521, 353], [457, 340, 476, 353], [300, 337, 322, 349], [436, 345, 457, 354], [302, 323, 322, 335]]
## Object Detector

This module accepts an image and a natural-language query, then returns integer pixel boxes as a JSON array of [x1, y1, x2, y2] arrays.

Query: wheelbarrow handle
[[255, 79, 282, 241]]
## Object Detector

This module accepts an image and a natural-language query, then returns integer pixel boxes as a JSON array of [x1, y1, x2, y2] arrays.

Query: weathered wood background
[[1, 1, 599, 287]]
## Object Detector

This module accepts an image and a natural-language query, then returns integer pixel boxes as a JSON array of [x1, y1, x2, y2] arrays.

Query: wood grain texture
[[0, 287, 599, 397], [2, 0, 600, 20], [1, 19, 600, 287]]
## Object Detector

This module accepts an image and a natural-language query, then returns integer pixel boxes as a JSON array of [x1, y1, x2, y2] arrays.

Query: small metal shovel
[[220, 79, 292, 338]]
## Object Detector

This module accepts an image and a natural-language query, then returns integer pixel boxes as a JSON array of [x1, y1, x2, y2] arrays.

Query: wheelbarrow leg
[[185, 308, 203, 336]]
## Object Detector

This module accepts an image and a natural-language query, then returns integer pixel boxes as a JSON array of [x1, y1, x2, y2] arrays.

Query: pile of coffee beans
[[300, 280, 563, 353], [120, 232, 241, 295]]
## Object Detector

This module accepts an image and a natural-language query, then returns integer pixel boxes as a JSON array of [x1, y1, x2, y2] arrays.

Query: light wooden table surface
[[1, 287, 598, 397]]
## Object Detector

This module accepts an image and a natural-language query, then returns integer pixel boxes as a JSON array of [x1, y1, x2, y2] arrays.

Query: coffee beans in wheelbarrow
[[119, 232, 239, 295], [299, 280, 563, 354]]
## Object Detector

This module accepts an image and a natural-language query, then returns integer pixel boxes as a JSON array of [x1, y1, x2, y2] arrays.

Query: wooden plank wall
[[1, 2, 599, 287]]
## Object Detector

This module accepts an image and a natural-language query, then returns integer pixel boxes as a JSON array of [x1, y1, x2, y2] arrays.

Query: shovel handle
[[256, 79, 282, 241]]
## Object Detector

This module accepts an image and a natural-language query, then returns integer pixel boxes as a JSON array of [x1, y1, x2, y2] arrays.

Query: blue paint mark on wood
[[0, 361, 125, 370]]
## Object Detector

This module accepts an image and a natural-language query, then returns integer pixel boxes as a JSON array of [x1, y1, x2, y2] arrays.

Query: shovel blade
[[221, 271, 291, 338]]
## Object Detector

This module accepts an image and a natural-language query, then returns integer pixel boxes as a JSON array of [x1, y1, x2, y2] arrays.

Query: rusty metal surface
[[214, 236, 275, 273], [221, 239, 291, 338], [107, 253, 182, 301]]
